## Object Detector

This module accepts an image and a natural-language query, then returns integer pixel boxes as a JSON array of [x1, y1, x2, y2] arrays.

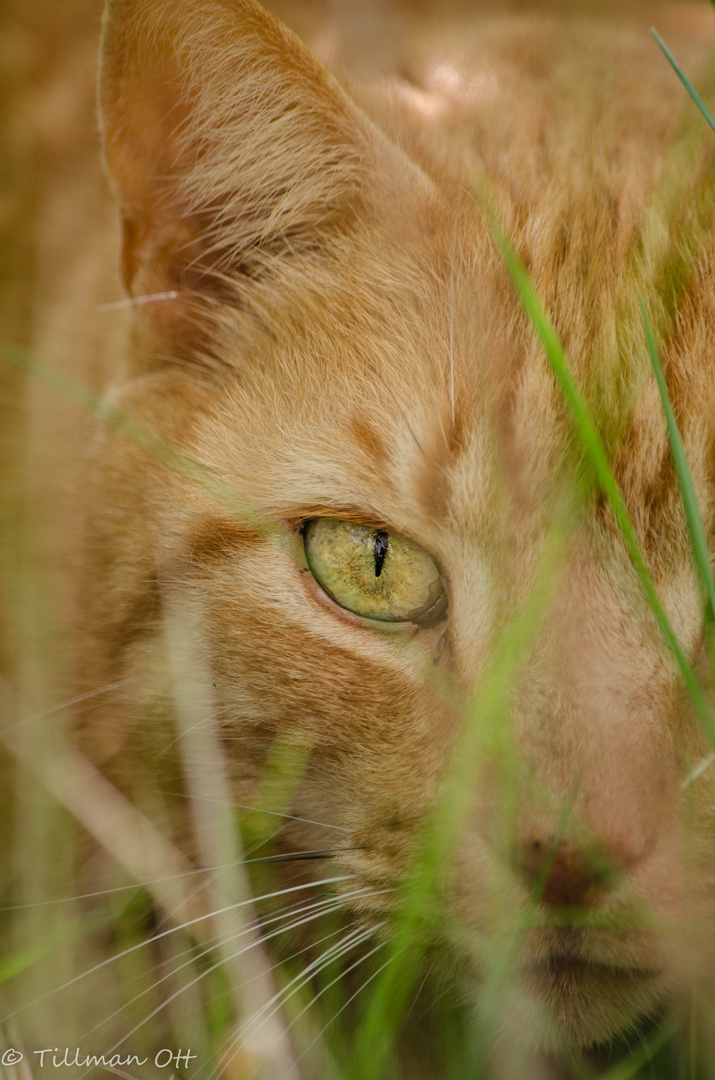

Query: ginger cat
[[13, 0, 715, 1077]]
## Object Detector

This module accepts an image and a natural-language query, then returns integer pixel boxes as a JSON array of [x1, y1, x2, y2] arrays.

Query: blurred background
[[1, 2, 712, 1077]]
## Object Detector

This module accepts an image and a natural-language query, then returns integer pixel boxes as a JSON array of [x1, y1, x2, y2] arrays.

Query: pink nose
[[514, 837, 620, 908]]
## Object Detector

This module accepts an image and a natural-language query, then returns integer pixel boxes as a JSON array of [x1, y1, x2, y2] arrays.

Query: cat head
[[94, 0, 715, 1057]]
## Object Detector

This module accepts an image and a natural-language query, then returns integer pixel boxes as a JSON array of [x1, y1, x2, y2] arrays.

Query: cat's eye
[[303, 518, 447, 625]]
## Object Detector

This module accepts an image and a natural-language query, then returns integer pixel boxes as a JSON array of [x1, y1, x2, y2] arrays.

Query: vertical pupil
[[373, 531, 389, 577]]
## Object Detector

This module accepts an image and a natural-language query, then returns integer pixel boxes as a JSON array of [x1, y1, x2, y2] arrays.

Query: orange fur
[[28, 0, 715, 1073]]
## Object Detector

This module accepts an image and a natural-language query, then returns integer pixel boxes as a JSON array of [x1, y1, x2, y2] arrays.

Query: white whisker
[[0, 679, 130, 737], [226, 921, 382, 1054], [80, 889, 379, 1077], [1, 876, 356, 1023], [210, 930, 377, 1080], [1, 863, 234, 912], [72, 889, 366, 1053], [98, 291, 180, 312], [149, 789, 348, 832], [294, 937, 394, 1068]]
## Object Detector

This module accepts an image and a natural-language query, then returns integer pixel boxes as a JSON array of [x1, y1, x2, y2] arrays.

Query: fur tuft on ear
[[100, 0, 371, 344]]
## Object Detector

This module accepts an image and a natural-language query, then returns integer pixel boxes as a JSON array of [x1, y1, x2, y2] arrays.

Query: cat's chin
[[451, 930, 668, 1051], [521, 952, 666, 1048]]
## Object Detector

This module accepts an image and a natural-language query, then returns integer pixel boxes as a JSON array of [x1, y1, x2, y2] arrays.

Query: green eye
[[304, 518, 447, 624]]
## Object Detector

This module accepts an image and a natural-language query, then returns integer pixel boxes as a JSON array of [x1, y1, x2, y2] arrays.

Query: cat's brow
[[188, 515, 263, 560]]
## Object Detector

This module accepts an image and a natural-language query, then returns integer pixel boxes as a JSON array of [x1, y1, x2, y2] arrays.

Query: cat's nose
[[513, 836, 621, 908]]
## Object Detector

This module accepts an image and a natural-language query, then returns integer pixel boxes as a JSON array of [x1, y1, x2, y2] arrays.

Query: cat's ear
[[99, 0, 372, 346]]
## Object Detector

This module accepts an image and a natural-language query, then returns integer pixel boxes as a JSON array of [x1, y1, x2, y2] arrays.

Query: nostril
[[515, 837, 619, 909]]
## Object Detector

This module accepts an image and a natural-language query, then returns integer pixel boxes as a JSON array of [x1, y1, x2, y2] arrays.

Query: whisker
[[295, 945, 397, 1068], [214, 922, 382, 1077], [0, 678, 130, 737], [72, 888, 369, 1053], [245, 847, 363, 865], [231, 921, 383, 1043], [149, 789, 349, 833], [1, 848, 354, 911], [81, 889, 380, 1076], [290, 937, 391, 1069], [1, 876, 356, 1022], [97, 291, 180, 312], [0, 863, 237, 912]]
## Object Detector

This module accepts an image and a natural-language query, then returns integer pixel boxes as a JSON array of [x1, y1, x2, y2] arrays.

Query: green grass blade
[[651, 28, 715, 135], [357, 176, 715, 1076], [641, 299, 715, 624], [0, 944, 48, 983], [475, 175, 715, 751], [354, 510, 576, 1077], [600, 1022, 674, 1080]]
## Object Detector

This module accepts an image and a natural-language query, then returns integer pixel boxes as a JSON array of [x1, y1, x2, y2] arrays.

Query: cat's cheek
[[183, 541, 448, 713]]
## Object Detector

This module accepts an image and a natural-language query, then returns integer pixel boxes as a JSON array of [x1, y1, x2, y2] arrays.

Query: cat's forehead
[[213, 211, 555, 554], [202, 0, 715, 564]]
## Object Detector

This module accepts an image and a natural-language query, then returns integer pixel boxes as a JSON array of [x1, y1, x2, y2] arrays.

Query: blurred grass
[[652, 29, 715, 135], [338, 28, 715, 1080], [2, 11, 715, 1080]]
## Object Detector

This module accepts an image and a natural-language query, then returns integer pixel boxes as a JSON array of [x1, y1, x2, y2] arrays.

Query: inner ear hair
[[99, 0, 373, 347]]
